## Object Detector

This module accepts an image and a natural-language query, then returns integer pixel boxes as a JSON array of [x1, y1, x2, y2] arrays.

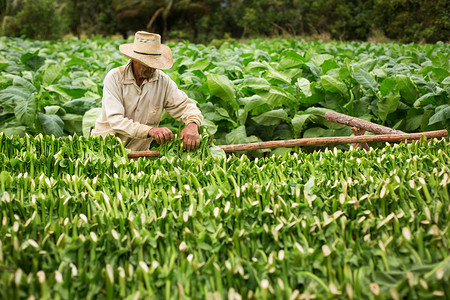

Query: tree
[[65, 0, 120, 38], [2, 0, 66, 39], [113, 0, 209, 42]]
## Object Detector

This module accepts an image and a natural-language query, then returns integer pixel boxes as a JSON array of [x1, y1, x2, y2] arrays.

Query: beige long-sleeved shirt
[[91, 60, 203, 151]]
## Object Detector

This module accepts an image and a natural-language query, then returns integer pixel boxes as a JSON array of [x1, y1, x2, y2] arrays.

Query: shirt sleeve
[[163, 77, 203, 127], [102, 70, 152, 139]]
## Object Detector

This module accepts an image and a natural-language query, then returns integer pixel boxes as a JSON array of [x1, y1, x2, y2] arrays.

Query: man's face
[[132, 60, 156, 79]]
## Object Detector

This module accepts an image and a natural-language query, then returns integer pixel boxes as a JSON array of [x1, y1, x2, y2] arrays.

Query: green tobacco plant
[[1, 37, 449, 144], [0, 134, 449, 298], [155, 128, 225, 160]]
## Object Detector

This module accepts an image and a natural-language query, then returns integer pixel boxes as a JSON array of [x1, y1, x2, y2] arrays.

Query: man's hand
[[148, 127, 173, 145], [180, 123, 200, 152]]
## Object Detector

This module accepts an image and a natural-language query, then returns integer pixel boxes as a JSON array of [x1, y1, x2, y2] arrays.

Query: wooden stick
[[219, 130, 447, 152], [351, 127, 370, 151], [325, 111, 405, 134], [128, 130, 448, 158]]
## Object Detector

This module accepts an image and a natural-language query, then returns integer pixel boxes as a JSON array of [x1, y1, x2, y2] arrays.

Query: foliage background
[[0, 0, 449, 43]]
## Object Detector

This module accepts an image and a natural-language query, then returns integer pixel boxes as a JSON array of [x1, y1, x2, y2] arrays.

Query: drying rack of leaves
[[0, 133, 449, 299]]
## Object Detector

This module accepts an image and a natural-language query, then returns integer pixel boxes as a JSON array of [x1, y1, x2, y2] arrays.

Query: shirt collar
[[122, 59, 159, 84]]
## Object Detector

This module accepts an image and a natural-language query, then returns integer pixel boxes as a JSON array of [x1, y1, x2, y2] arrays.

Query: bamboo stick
[[127, 129, 448, 158], [325, 111, 405, 134]]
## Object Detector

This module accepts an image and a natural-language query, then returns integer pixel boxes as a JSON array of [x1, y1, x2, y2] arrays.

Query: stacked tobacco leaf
[[0, 134, 449, 299]]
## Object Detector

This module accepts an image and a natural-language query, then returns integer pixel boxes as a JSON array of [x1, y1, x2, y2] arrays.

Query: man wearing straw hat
[[91, 31, 203, 152]]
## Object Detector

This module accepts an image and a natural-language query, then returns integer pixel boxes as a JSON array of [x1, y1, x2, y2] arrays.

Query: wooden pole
[[128, 129, 448, 158], [325, 111, 405, 134], [218, 130, 447, 152], [351, 127, 370, 151]]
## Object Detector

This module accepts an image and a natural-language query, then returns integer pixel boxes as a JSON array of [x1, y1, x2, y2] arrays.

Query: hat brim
[[119, 43, 173, 70]]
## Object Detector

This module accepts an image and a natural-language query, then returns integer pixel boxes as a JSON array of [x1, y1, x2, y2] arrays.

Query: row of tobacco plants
[[1, 37, 449, 152], [0, 133, 449, 298]]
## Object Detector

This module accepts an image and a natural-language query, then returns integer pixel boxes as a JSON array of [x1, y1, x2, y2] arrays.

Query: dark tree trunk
[[162, 17, 167, 43]]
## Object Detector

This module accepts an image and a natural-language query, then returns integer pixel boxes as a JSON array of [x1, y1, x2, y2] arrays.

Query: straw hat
[[119, 31, 173, 70]]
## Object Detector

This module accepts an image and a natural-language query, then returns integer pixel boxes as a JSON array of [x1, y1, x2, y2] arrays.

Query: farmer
[[91, 31, 203, 152]]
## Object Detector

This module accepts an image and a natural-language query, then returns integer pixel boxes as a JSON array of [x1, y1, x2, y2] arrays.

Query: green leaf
[[204, 111, 228, 123], [264, 69, 291, 85], [429, 105, 450, 125], [206, 73, 237, 110], [245, 61, 270, 74], [240, 77, 270, 92], [378, 94, 401, 121], [442, 76, 450, 86], [38, 113, 64, 137], [0, 87, 31, 104], [0, 75, 13, 89], [320, 75, 348, 97], [75, 77, 98, 93], [419, 66, 449, 82], [238, 94, 264, 106], [303, 127, 326, 138], [20, 51, 45, 71], [292, 114, 312, 137], [265, 87, 297, 106], [63, 98, 97, 115], [216, 107, 232, 119], [14, 94, 37, 127], [82, 107, 100, 137], [372, 68, 387, 79], [270, 147, 292, 157], [239, 95, 266, 125], [199, 119, 218, 136], [56, 85, 89, 98], [396, 75, 418, 104], [305, 63, 322, 80], [354, 69, 378, 92], [44, 106, 66, 116], [12, 76, 36, 94], [191, 58, 211, 71], [339, 59, 352, 80], [380, 77, 398, 96], [252, 109, 289, 126], [62, 113, 83, 134], [225, 126, 248, 144], [254, 49, 271, 61], [214, 61, 244, 75], [413, 93, 436, 107], [404, 108, 424, 132], [0, 126, 26, 136], [311, 54, 334, 67], [209, 145, 226, 159], [304, 176, 315, 195], [61, 113, 83, 122], [43, 63, 65, 86], [432, 52, 450, 69], [66, 57, 88, 68], [279, 50, 304, 70], [304, 107, 333, 117], [0, 55, 8, 70], [373, 272, 401, 286], [296, 78, 312, 97], [321, 59, 339, 75]]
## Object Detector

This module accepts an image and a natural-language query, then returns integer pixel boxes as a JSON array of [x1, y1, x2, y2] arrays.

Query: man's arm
[[163, 77, 203, 151]]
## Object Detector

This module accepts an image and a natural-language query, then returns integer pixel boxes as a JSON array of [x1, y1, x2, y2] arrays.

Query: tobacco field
[[0, 37, 449, 298], [0, 134, 449, 299], [0, 37, 449, 151]]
